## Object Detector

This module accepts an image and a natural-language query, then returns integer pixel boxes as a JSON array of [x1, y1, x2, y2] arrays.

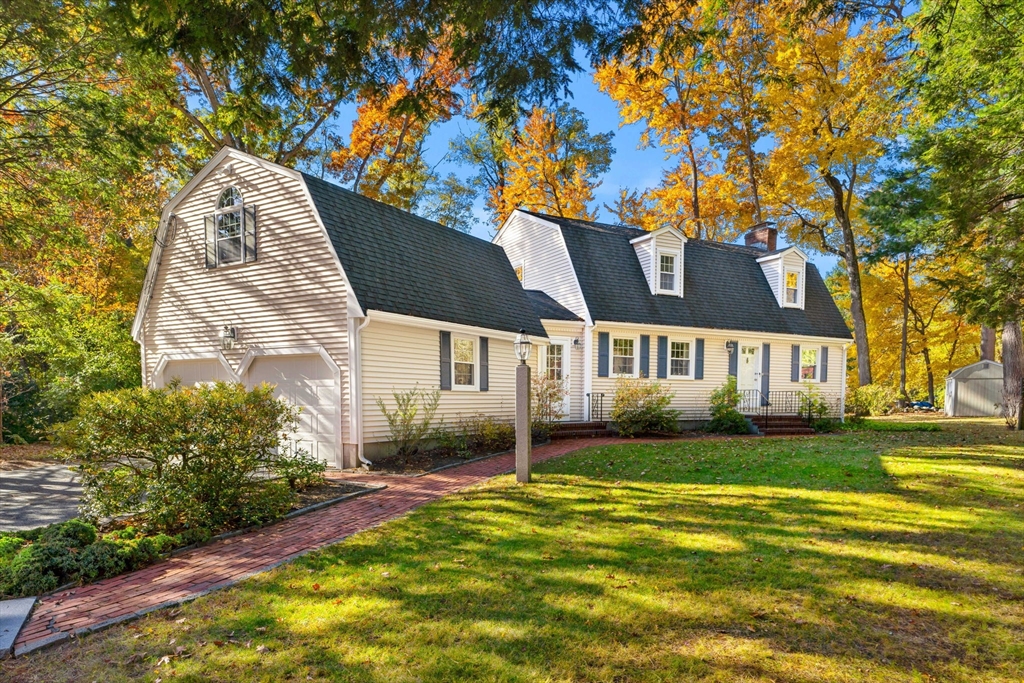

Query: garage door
[[162, 359, 232, 387], [247, 355, 339, 467]]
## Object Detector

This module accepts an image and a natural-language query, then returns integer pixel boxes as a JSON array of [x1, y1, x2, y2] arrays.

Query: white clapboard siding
[[360, 320, 538, 444], [590, 325, 846, 413], [494, 212, 590, 322], [141, 154, 353, 444], [539, 320, 586, 421], [783, 250, 808, 308], [758, 257, 783, 305]]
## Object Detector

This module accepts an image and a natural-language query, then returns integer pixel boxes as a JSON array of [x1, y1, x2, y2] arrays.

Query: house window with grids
[[205, 187, 257, 268], [612, 338, 635, 375], [800, 346, 819, 381], [453, 337, 476, 387], [546, 344, 563, 381], [658, 253, 677, 292], [670, 340, 691, 378], [785, 270, 800, 305]]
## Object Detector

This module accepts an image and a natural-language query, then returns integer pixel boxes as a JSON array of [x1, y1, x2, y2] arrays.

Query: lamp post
[[513, 329, 532, 483]]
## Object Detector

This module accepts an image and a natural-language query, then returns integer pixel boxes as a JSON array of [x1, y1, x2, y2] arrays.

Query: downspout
[[355, 315, 372, 466], [583, 324, 594, 421], [840, 344, 849, 421]]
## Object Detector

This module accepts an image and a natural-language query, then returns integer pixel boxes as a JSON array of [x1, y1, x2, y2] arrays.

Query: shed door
[[247, 354, 339, 467]]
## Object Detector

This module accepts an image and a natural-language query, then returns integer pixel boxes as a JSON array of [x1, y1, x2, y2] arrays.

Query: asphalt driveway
[[0, 465, 81, 531]]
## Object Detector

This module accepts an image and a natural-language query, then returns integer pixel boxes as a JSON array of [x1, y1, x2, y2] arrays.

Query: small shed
[[945, 361, 1003, 417]]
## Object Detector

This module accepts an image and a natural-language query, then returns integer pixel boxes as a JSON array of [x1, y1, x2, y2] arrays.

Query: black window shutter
[[205, 215, 216, 267], [439, 331, 452, 390], [728, 340, 738, 376], [820, 346, 829, 382], [598, 332, 610, 377], [657, 336, 668, 379], [694, 339, 704, 379], [791, 345, 800, 382], [480, 337, 489, 391], [243, 205, 257, 262], [761, 343, 771, 404], [639, 335, 650, 378]]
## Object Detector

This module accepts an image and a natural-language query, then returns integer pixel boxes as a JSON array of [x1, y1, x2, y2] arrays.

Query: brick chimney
[[744, 221, 778, 251]]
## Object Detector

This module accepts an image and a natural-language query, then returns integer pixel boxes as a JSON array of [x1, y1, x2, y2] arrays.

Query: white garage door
[[162, 359, 232, 387], [247, 355, 339, 467]]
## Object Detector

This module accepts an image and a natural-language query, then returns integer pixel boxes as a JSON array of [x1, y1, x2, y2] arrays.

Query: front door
[[737, 344, 761, 412], [542, 339, 571, 421]]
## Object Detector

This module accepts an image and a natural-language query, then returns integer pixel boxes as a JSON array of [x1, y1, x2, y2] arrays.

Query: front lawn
[[6, 418, 1024, 682]]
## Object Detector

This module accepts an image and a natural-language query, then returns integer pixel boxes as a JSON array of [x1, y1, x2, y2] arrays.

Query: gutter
[[354, 316, 372, 466]]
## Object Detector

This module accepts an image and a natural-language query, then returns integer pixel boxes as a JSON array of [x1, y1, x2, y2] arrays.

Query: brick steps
[[549, 421, 611, 440], [749, 415, 816, 436]]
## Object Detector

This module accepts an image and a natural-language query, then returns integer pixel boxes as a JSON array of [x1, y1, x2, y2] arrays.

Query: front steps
[[749, 415, 816, 436], [549, 421, 611, 439]]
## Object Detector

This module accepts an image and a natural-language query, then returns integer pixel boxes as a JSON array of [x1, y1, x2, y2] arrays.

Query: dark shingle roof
[[303, 175, 546, 337], [525, 290, 583, 322], [521, 211, 851, 340]]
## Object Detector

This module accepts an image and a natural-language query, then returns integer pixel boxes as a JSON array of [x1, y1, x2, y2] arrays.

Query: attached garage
[[242, 349, 342, 467], [157, 355, 236, 387]]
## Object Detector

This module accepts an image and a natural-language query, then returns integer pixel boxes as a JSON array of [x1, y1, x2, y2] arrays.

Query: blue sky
[[328, 66, 841, 276]]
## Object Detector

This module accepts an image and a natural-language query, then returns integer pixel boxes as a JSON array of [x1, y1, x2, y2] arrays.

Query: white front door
[[541, 339, 571, 421], [737, 344, 761, 412]]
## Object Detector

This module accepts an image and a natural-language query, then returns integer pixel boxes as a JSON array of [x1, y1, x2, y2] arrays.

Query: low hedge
[[0, 520, 187, 598]]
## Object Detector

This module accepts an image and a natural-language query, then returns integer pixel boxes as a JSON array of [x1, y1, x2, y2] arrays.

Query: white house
[[133, 148, 852, 469]]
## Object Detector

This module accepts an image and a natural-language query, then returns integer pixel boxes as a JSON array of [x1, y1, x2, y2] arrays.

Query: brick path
[[12, 437, 632, 656]]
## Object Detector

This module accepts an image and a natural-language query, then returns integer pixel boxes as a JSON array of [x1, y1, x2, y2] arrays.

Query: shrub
[[810, 417, 843, 433], [53, 382, 304, 535], [77, 540, 125, 581], [846, 384, 897, 417], [277, 449, 327, 491], [376, 386, 441, 457], [433, 415, 516, 457], [800, 385, 833, 421], [0, 535, 26, 561], [705, 377, 750, 435], [532, 374, 566, 424], [40, 518, 96, 549], [610, 376, 679, 437], [0, 540, 79, 596]]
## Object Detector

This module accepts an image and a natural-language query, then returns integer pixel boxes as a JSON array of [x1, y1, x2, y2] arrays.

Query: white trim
[[610, 334, 641, 378], [840, 344, 849, 421], [783, 266, 804, 309], [583, 324, 594, 420], [628, 225, 688, 245], [366, 309, 548, 344], [666, 337, 695, 379], [495, 210, 594, 326], [798, 345, 821, 383], [151, 351, 239, 388], [755, 245, 809, 263], [237, 344, 345, 469], [656, 249, 680, 296], [541, 337, 573, 419], [353, 316, 372, 466], [451, 334, 480, 391], [592, 319, 850, 345]]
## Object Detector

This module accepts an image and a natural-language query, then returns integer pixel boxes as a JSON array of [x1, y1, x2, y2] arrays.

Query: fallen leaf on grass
[[256, 645, 269, 653], [312, 583, 320, 591]]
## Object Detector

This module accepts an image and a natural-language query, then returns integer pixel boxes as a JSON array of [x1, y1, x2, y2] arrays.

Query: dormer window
[[206, 186, 257, 268], [658, 253, 677, 293], [785, 270, 800, 305], [513, 261, 525, 285]]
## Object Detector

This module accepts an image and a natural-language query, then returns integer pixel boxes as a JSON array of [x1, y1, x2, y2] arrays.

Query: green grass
[[847, 417, 944, 432], [5, 418, 1024, 682]]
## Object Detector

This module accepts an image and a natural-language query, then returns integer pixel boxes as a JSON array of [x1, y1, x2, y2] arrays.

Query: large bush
[[434, 414, 516, 458], [847, 384, 897, 417], [705, 376, 750, 434], [54, 382, 306, 534], [610, 376, 679, 437]]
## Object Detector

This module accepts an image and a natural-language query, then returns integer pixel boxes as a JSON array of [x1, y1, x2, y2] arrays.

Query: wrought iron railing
[[739, 390, 842, 419], [587, 393, 605, 422]]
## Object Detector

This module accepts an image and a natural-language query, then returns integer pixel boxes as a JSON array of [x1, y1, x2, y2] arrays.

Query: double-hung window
[[453, 337, 476, 387], [658, 253, 677, 293], [546, 343, 563, 381], [785, 270, 800, 306], [669, 340, 692, 378], [800, 346, 819, 381], [207, 186, 257, 268], [612, 338, 635, 376]]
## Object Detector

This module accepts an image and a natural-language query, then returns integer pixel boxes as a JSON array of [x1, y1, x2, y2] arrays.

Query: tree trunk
[[1001, 321, 1023, 427], [899, 252, 910, 404], [981, 325, 996, 361], [822, 171, 872, 386], [921, 346, 935, 405], [687, 140, 702, 239]]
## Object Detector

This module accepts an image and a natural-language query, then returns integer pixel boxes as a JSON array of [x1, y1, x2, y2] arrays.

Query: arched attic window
[[206, 186, 257, 267]]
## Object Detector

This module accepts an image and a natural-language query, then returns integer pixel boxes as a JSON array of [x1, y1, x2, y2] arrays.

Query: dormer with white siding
[[756, 247, 809, 310], [629, 226, 687, 297]]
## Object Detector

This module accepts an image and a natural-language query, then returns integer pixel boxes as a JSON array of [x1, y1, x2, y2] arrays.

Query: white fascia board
[[629, 225, 688, 245], [756, 245, 809, 263], [591, 319, 851, 345], [367, 309, 550, 344]]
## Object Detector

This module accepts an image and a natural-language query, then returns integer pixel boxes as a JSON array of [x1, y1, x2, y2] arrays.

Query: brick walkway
[[12, 437, 631, 656]]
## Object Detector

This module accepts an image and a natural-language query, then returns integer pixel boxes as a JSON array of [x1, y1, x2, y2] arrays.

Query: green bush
[[53, 382, 304, 535], [277, 449, 327, 492], [705, 377, 750, 435], [847, 384, 897, 417], [77, 540, 125, 581], [0, 536, 28, 561], [610, 376, 679, 437], [376, 386, 441, 457], [810, 417, 843, 433], [40, 518, 97, 548], [0, 542, 77, 596], [434, 415, 516, 458]]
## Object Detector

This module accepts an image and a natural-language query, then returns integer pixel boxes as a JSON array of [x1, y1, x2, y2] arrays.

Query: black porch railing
[[587, 392, 605, 422], [738, 390, 843, 420]]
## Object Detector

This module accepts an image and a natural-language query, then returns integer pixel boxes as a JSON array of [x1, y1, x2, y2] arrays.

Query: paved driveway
[[0, 465, 81, 531]]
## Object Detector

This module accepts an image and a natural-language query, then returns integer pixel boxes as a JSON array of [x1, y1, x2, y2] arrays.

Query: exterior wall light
[[513, 329, 532, 364], [220, 325, 237, 350]]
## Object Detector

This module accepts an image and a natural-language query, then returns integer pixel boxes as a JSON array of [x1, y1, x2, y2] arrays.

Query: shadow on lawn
[[9, 428, 1021, 682]]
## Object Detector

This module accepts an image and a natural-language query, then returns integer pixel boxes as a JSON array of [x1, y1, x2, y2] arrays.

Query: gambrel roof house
[[134, 148, 851, 469]]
